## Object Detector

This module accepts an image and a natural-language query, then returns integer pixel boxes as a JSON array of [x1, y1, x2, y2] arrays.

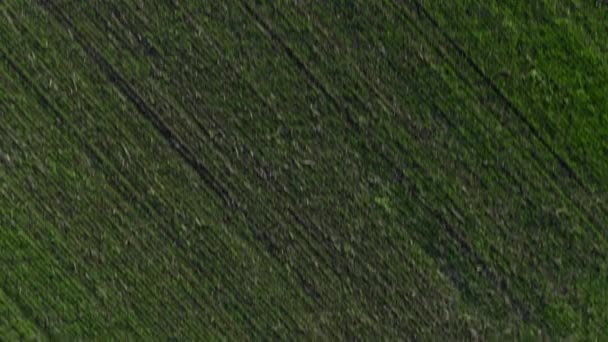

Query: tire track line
[[1, 50, 111, 339], [4, 30, 235, 336], [376, 0, 592, 324], [306, 0, 603, 236], [104, 2, 334, 295], [71, 4, 323, 332], [34, 6, 264, 331], [241, 2, 547, 325], [309, 0, 606, 263], [238, 1, 359, 129], [176, 1, 426, 330], [2, 53, 183, 337], [388, 0, 608, 244], [162, 0, 370, 309], [165, 0, 345, 261], [237, 2, 478, 330], [6, 6, 249, 336], [1, 14, 198, 331], [45, 2, 318, 331], [385, 0, 607, 326], [39, 1, 236, 212], [405, 0, 590, 194]]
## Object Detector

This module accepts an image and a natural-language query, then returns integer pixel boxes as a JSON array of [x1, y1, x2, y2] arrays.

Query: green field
[[1, 0, 608, 339]]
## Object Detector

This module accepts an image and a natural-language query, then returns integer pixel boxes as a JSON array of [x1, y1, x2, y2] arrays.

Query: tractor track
[[38, 2, 324, 335], [238, 1, 537, 324], [10, 3, 293, 337]]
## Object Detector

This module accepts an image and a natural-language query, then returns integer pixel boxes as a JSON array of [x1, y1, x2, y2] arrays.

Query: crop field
[[1, 0, 608, 339]]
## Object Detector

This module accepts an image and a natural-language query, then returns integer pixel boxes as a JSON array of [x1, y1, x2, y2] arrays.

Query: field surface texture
[[1, 0, 608, 339]]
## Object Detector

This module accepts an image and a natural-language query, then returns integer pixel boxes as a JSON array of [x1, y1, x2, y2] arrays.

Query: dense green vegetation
[[1, 0, 607, 339]]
